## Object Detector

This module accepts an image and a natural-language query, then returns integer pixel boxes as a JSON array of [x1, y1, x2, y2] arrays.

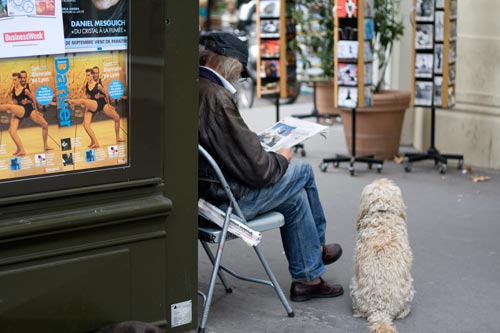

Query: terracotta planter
[[340, 90, 411, 160], [315, 81, 337, 115]]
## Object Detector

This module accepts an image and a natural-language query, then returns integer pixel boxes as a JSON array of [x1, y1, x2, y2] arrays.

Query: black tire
[[237, 78, 256, 108]]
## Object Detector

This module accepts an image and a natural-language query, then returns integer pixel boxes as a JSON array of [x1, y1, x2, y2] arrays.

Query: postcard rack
[[256, 0, 297, 105], [406, 0, 463, 174], [320, 0, 383, 176]]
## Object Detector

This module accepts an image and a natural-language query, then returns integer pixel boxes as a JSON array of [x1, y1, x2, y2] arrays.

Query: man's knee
[[289, 159, 314, 179]]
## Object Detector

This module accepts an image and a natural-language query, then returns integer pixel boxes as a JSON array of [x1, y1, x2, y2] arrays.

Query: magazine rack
[[256, 0, 297, 100], [320, 0, 383, 175], [406, 0, 463, 173]]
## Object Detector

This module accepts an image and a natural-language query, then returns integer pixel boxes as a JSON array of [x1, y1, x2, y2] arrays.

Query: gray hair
[[199, 49, 243, 86]]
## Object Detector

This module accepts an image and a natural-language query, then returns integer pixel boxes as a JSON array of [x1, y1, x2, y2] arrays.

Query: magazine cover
[[337, 0, 357, 18], [258, 117, 328, 152], [0, 0, 65, 59], [62, 0, 128, 52], [260, 60, 280, 78], [0, 51, 128, 181], [260, 39, 280, 58]]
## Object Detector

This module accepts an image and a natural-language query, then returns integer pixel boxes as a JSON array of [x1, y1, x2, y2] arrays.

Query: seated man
[[198, 32, 343, 301]]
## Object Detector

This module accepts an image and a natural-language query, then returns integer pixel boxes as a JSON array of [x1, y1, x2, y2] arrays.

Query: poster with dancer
[[0, 0, 65, 59], [62, 0, 128, 52], [0, 51, 128, 181]]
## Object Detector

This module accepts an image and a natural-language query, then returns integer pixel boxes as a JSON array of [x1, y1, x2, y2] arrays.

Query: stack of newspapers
[[257, 117, 329, 152], [198, 199, 262, 247]]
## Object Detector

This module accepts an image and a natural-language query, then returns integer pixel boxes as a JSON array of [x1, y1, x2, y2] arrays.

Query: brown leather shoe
[[322, 243, 342, 265], [290, 278, 344, 302]]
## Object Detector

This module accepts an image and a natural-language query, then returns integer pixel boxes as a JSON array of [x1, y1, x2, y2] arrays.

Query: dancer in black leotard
[[0, 72, 52, 155], [67, 68, 124, 148]]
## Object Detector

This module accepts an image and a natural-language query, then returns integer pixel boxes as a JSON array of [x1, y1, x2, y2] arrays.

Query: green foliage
[[373, 0, 405, 92], [291, 0, 334, 78], [291, 0, 404, 88]]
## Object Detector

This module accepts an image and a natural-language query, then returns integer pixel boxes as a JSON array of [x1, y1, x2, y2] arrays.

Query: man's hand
[[276, 148, 292, 162]]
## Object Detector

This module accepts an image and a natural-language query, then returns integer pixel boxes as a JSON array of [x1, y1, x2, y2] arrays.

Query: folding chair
[[198, 145, 294, 333]]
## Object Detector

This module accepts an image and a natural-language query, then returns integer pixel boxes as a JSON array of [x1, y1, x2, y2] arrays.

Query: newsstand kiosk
[[0, 1, 198, 332]]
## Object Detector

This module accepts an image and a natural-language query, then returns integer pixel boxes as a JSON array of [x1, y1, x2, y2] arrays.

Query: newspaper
[[198, 199, 262, 247], [257, 117, 329, 152]]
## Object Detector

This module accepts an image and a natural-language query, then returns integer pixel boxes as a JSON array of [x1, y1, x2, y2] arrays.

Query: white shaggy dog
[[350, 178, 414, 333]]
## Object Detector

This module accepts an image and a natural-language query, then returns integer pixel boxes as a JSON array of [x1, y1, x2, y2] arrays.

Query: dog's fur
[[350, 178, 414, 333]]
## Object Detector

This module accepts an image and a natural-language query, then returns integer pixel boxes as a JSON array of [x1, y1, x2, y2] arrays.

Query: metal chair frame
[[198, 145, 294, 333]]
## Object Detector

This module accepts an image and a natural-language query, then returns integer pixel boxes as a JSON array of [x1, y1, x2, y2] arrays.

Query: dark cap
[[199, 32, 249, 78]]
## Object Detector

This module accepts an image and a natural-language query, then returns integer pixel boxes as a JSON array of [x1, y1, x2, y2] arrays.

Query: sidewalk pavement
[[195, 95, 500, 333]]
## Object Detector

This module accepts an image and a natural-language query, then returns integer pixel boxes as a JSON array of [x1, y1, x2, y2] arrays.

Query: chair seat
[[198, 211, 284, 244]]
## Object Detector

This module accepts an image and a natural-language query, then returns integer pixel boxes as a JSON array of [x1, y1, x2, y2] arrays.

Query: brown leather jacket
[[199, 76, 289, 202]]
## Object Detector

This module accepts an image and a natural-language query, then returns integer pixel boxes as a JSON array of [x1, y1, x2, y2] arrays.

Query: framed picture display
[[435, 11, 444, 42], [415, 53, 434, 78], [260, 39, 280, 58], [337, 40, 359, 59], [448, 62, 456, 84], [364, 41, 373, 61], [334, 0, 373, 108], [261, 59, 280, 78], [434, 44, 444, 74], [364, 62, 372, 84], [364, 18, 374, 40], [448, 41, 456, 63], [364, 86, 372, 105], [338, 63, 358, 85], [449, 20, 457, 41], [256, 0, 292, 99], [415, 80, 434, 106], [337, 0, 358, 18], [260, 0, 280, 18], [450, 0, 457, 18], [364, 0, 374, 17], [261, 19, 280, 38], [434, 76, 443, 106], [338, 86, 358, 108], [448, 86, 456, 106], [415, 24, 434, 49], [411, 0, 457, 108], [416, 0, 435, 22]]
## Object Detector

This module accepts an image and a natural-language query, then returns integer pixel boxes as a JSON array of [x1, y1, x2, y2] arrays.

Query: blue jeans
[[236, 159, 327, 282]]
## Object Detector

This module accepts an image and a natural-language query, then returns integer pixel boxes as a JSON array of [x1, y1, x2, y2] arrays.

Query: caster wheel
[[301, 150, 306, 157], [403, 159, 411, 172], [334, 162, 340, 168], [320, 162, 328, 172], [349, 166, 355, 176], [368, 163, 372, 170], [457, 159, 464, 170], [439, 163, 447, 174], [376, 164, 383, 173]]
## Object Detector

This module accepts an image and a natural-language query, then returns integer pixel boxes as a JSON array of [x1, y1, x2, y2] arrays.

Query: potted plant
[[340, 0, 411, 160], [291, 0, 337, 115]]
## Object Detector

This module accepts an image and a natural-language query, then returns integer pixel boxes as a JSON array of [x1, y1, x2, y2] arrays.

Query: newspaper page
[[257, 117, 329, 152], [198, 199, 262, 247]]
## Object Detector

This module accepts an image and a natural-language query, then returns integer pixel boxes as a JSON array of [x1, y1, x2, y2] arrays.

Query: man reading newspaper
[[198, 32, 344, 302]]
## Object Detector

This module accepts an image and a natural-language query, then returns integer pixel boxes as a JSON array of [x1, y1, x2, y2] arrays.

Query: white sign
[[0, 0, 65, 59], [171, 300, 192, 328]]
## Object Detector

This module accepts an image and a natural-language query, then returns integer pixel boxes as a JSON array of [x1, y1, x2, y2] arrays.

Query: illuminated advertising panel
[[0, 0, 128, 182]]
